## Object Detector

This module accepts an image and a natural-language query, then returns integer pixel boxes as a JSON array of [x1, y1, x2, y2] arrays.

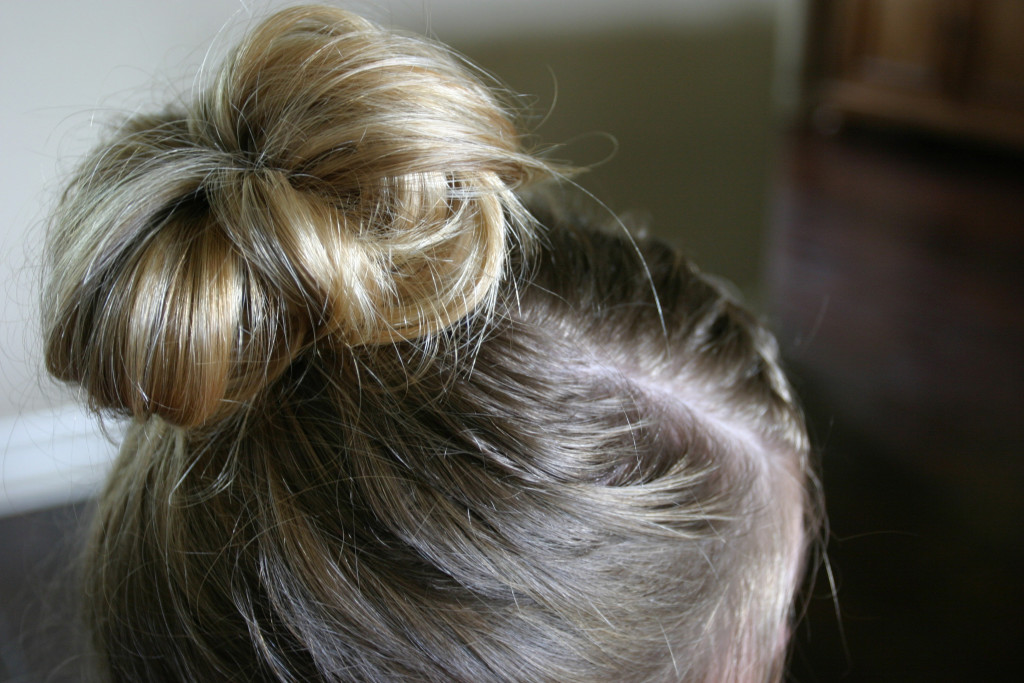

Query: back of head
[[43, 6, 815, 682]]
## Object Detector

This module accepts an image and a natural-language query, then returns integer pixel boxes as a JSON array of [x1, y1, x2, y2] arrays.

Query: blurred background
[[1, 0, 1021, 680]]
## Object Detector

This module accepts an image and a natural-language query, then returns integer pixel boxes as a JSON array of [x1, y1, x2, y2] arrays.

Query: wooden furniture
[[808, 0, 1024, 148]]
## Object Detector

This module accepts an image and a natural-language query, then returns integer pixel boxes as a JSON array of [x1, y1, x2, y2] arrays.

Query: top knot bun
[[43, 5, 554, 427]]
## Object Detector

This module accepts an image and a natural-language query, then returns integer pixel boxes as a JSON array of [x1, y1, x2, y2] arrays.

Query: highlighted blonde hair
[[44, 6, 550, 427], [43, 6, 815, 682]]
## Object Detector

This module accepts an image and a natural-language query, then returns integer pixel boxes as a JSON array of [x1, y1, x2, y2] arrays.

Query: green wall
[[457, 16, 779, 299]]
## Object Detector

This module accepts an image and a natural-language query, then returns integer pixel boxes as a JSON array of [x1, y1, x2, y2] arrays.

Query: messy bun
[[43, 6, 552, 427], [44, 7, 816, 682]]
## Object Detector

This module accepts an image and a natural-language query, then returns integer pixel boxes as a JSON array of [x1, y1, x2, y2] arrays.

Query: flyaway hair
[[42, 6, 817, 682], [44, 6, 551, 427]]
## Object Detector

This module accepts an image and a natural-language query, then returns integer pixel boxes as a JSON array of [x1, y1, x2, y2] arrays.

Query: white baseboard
[[0, 404, 121, 517]]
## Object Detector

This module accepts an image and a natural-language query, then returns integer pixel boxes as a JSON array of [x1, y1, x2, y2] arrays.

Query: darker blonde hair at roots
[[43, 6, 816, 682]]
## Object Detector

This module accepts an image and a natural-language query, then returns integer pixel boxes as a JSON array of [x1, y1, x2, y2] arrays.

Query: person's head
[[43, 6, 815, 681]]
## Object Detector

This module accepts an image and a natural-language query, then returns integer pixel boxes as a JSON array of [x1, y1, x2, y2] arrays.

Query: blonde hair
[[43, 6, 815, 682], [44, 6, 550, 427]]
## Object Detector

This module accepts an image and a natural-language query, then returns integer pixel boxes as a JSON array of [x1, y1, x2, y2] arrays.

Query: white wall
[[0, 0, 794, 514]]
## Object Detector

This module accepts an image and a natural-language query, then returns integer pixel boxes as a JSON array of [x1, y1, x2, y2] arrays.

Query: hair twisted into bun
[[43, 6, 817, 682], [44, 6, 552, 427]]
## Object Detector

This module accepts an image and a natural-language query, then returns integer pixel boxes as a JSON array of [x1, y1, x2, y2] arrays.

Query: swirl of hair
[[42, 6, 555, 428]]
